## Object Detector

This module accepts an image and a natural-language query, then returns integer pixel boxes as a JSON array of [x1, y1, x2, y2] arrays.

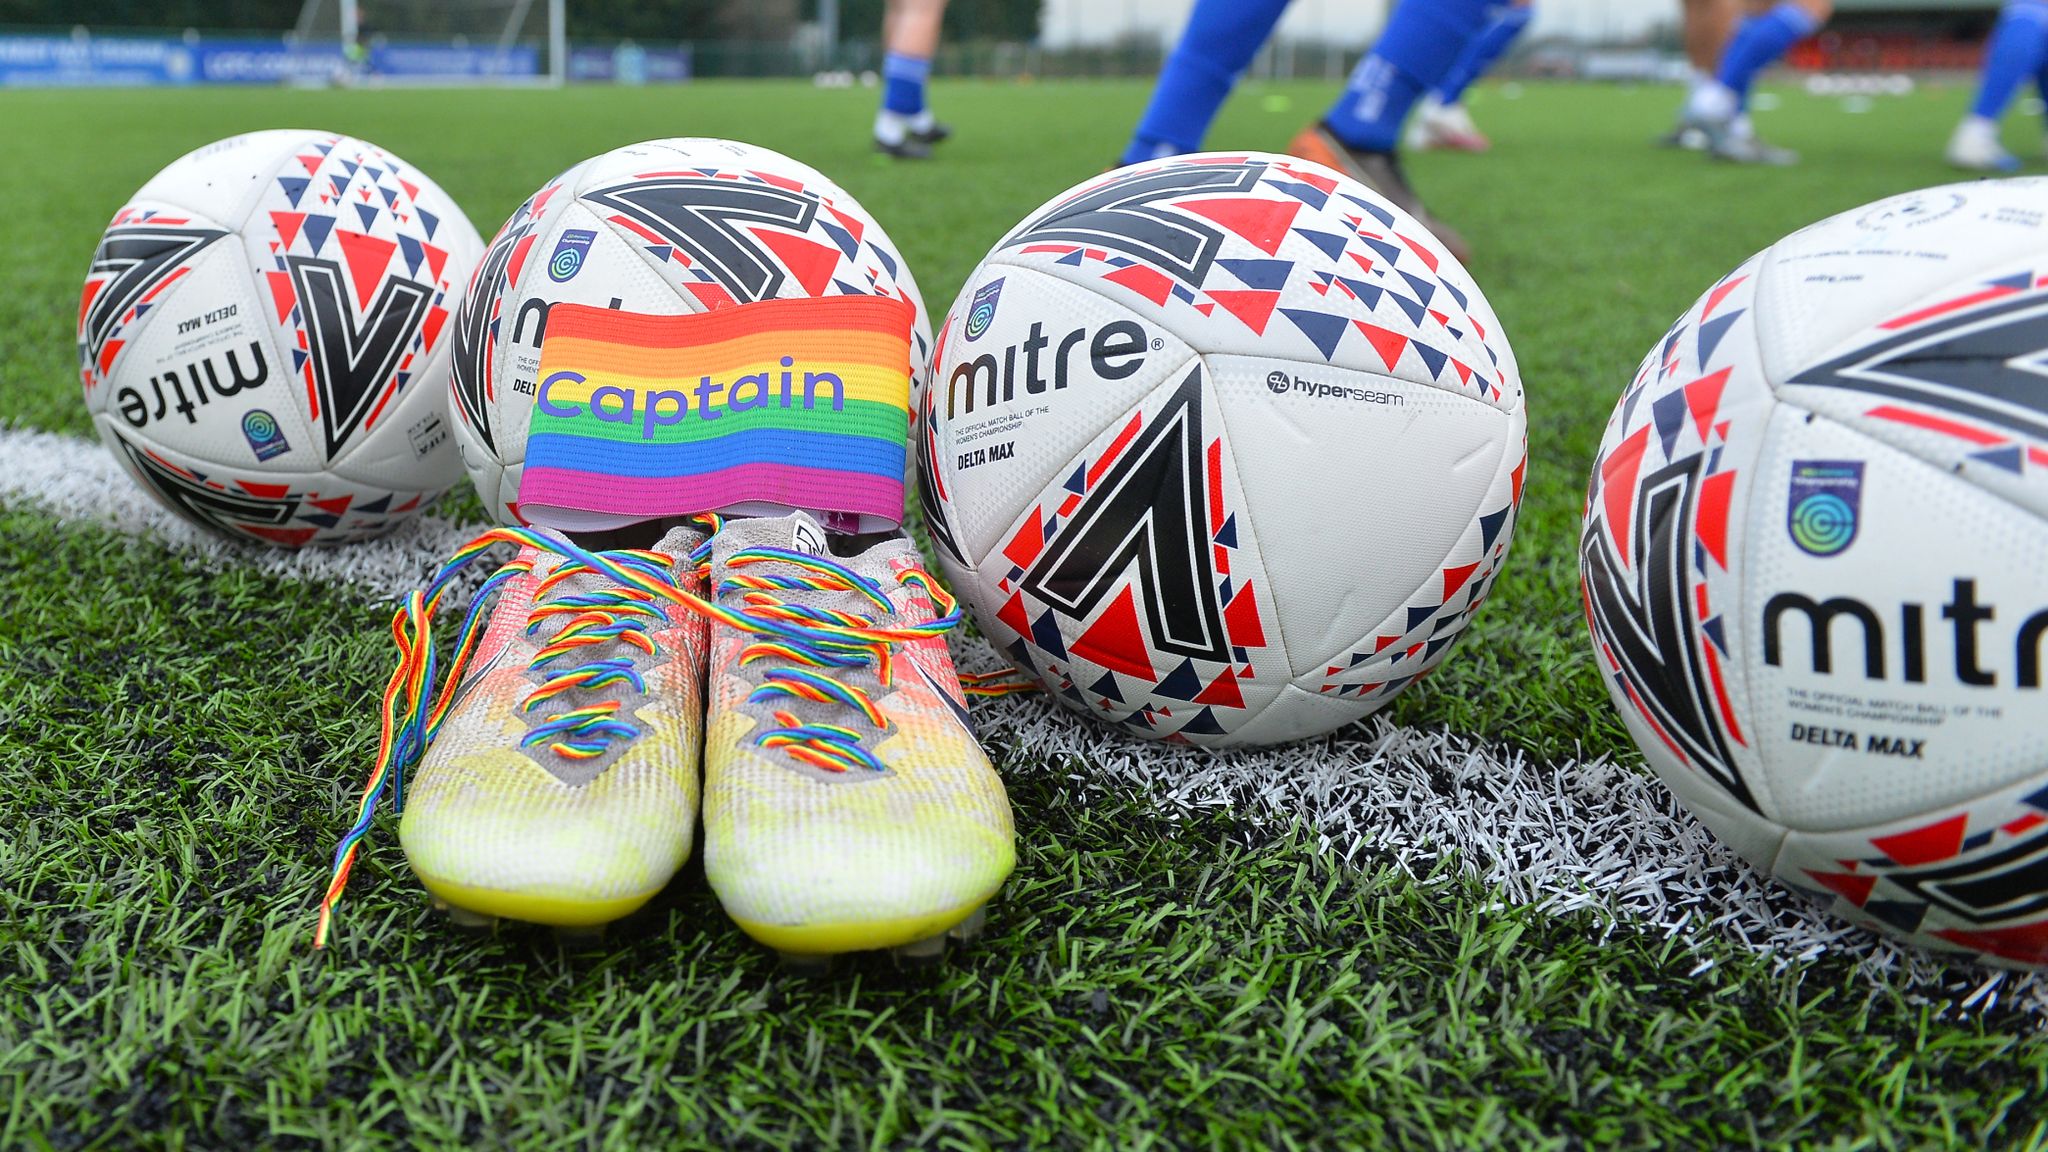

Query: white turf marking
[[0, 425, 475, 598], [962, 672, 2046, 1014], [5, 425, 2042, 1014]]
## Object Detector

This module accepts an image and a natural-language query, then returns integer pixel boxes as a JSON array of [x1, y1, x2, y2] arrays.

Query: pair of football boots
[[315, 510, 1014, 971]]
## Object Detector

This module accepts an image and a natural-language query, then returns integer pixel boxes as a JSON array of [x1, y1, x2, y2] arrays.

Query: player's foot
[[1701, 115, 1799, 166], [874, 136, 934, 160], [1406, 96, 1491, 153], [1676, 80, 1797, 166], [1288, 121, 1471, 263], [875, 109, 941, 159], [315, 525, 709, 946], [1655, 122, 1710, 151], [1948, 116, 2021, 173], [695, 512, 1014, 971]]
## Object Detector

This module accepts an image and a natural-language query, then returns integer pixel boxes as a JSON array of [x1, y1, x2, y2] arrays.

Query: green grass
[[6, 78, 2048, 1149], [7, 511, 2046, 1150]]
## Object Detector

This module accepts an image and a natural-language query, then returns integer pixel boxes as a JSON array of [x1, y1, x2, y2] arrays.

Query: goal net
[[291, 0, 566, 85]]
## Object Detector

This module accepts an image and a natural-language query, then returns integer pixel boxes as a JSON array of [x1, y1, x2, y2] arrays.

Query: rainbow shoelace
[[958, 669, 1038, 697], [691, 539, 970, 775], [314, 526, 686, 948]]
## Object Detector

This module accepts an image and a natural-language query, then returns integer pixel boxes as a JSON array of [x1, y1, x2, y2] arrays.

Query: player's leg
[[1117, 0, 1294, 165], [1949, 0, 2048, 171], [875, 0, 950, 159], [1411, 0, 1534, 153], [1686, 0, 1831, 164], [2036, 32, 2048, 158], [1289, 0, 1501, 261], [1686, 0, 1742, 73], [1660, 0, 1741, 148]]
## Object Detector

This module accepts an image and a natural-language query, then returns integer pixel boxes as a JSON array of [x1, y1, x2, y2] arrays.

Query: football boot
[[693, 511, 1014, 971], [1406, 96, 1492, 153], [1947, 117, 2022, 173], [1698, 113, 1799, 166], [316, 525, 708, 945], [1287, 121, 1472, 263]]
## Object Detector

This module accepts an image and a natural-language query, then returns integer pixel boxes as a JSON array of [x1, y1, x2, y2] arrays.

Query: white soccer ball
[[448, 137, 931, 527], [1581, 179, 2048, 967], [80, 130, 481, 548], [920, 153, 1527, 746]]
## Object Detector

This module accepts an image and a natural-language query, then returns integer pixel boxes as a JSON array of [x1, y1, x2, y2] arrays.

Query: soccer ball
[[920, 153, 1527, 746], [448, 137, 931, 527], [80, 130, 481, 548], [1581, 179, 2048, 967]]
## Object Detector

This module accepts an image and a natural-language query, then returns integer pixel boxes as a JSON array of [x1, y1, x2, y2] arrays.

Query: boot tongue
[[649, 524, 709, 571], [787, 511, 829, 557], [710, 509, 828, 563], [712, 511, 888, 618]]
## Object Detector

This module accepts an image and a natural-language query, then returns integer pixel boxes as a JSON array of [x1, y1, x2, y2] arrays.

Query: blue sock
[[1434, 4, 1533, 106], [1973, 0, 2048, 120], [1323, 0, 1500, 152], [1715, 3, 1820, 103], [1120, 0, 1292, 164], [882, 51, 929, 116]]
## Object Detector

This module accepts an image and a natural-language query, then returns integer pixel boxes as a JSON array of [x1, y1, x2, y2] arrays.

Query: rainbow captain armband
[[518, 295, 917, 532]]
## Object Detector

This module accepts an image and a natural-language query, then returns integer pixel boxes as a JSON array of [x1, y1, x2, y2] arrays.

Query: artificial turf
[[4, 78, 2048, 1149]]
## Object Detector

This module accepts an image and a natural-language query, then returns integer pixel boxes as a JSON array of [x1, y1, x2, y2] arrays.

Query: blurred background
[[0, 0, 2009, 89]]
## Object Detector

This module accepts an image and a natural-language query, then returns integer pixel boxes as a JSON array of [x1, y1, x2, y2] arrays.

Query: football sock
[[881, 51, 930, 116], [1714, 2, 1820, 105], [1971, 0, 2048, 121], [1119, 0, 1292, 165], [1322, 0, 1500, 153], [1433, 3, 1534, 107], [1686, 81, 1740, 123], [1952, 115, 2004, 154]]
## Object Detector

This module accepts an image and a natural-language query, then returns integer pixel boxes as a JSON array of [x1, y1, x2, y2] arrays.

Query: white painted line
[[954, 618, 2048, 1014], [0, 424, 473, 600]]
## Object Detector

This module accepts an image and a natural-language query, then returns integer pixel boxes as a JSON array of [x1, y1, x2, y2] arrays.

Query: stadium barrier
[[0, 29, 693, 86]]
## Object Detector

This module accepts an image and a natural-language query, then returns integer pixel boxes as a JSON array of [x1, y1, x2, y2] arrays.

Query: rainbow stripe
[[520, 296, 916, 525]]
